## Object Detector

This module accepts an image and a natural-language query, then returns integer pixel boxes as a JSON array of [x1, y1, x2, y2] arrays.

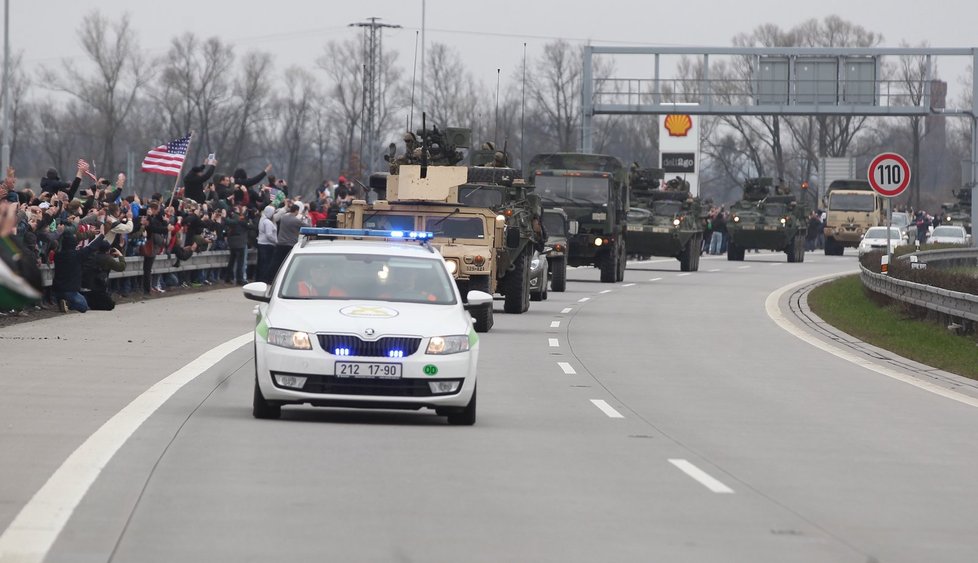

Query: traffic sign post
[[867, 152, 912, 267]]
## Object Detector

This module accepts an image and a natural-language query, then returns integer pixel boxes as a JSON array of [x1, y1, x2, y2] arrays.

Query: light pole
[[1, 0, 11, 177]]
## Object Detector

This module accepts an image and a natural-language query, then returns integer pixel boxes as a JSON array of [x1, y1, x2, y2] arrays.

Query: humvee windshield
[[543, 212, 567, 235], [536, 175, 609, 204], [829, 193, 876, 212], [363, 214, 416, 231], [424, 216, 485, 239]]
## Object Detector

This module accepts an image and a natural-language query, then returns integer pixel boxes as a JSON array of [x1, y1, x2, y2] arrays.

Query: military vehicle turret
[[625, 167, 705, 272], [726, 177, 810, 262], [941, 184, 973, 234], [529, 153, 629, 283]]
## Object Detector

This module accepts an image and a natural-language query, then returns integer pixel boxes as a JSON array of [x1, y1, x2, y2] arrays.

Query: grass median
[[808, 275, 978, 380]]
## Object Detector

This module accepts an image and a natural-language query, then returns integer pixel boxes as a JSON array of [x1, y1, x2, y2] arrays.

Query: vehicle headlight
[[672, 218, 681, 226], [593, 237, 603, 246], [780, 217, 787, 225], [267, 328, 313, 350], [733, 216, 740, 222], [531, 257, 541, 269], [444, 260, 458, 275], [426, 335, 470, 355]]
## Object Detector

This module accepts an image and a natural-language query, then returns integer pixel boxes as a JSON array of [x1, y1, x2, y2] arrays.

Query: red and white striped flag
[[140, 133, 192, 177], [77, 159, 98, 182]]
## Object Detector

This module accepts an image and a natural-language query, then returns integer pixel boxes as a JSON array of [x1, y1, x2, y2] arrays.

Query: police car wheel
[[252, 375, 281, 420], [446, 386, 477, 426]]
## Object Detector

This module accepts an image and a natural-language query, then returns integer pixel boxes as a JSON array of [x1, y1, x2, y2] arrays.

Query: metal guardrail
[[859, 248, 978, 322], [40, 250, 256, 287]]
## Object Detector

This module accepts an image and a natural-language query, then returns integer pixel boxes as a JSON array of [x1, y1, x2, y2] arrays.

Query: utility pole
[[349, 17, 401, 179], [1, 0, 11, 177]]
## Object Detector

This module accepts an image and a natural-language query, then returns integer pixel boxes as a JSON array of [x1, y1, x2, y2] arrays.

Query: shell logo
[[664, 114, 693, 137]]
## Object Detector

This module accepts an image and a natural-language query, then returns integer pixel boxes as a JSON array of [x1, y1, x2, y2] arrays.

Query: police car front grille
[[279, 375, 454, 397], [318, 334, 422, 357]]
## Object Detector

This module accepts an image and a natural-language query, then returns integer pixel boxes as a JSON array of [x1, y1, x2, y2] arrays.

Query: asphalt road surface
[[2, 252, 978, 563]]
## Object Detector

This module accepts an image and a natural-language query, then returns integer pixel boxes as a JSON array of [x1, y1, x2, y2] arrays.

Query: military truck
[[726, 177, 809, 262], [541, 208, 569, 292], [625, 168, 705, 272], [338, 165, 516, 333], [528, 153, 629, 283], [941, 185, 973, 234], [823, 179, 884, 255]]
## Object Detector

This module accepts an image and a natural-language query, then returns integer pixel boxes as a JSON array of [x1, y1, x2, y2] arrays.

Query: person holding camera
[[223, 204, 250, 285], [80, 239, 126, 311], [51, 224, 104, 313]]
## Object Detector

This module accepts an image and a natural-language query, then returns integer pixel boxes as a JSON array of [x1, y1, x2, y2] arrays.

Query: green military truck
[[941, 185, 973, 234], [726, 177, 810, 262], [625, 168, 705, 272], [528, 153, 629, 283]]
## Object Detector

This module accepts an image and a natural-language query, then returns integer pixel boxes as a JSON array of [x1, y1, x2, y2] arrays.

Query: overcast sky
[[15, 0, 978, 105]]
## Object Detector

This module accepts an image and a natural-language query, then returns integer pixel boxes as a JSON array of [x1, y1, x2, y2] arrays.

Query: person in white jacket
[[257, 205, 278, 283]]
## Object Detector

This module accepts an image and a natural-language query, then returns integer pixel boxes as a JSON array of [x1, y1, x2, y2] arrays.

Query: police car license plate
[[335, 362, 402, 379]]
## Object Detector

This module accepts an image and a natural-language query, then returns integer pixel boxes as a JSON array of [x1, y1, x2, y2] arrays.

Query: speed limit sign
[[867, 152, 911, 198]]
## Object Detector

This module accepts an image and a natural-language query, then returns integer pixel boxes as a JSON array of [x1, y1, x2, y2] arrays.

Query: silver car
[[529, 249, 549, 301]]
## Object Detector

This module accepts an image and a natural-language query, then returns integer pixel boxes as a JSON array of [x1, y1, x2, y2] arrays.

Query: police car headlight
[[444, 260, 458, 275], [268, 328, 313, 350], [426, 335, 470, 355]]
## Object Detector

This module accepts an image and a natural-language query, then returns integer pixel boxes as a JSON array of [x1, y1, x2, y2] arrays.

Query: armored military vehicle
[[528, 153, 629, 283], [726, 177, 810, 262], [541, 208, 569, 292], [625, 168, 705, 272], [941, 185, 973, 234]]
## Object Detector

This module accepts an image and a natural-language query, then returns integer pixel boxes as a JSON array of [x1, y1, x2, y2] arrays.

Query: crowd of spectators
[[0, 159, 363, 317]]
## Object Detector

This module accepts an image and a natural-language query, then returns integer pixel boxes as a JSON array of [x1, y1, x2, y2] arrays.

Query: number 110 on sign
[[867, 153, 911, 198]]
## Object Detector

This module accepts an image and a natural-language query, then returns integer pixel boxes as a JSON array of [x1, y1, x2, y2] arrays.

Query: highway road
[[2, 252, 978, 562]]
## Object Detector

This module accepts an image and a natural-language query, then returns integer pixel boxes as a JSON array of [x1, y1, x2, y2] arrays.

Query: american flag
[[141, 133, 192, 177]]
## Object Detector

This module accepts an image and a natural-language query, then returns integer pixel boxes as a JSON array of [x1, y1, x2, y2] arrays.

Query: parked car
[[927, 225, 971, 245], [857, 226, 907, 256]]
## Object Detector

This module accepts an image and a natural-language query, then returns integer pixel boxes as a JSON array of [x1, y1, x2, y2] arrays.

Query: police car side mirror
[[465, 290, 493, 309], [243, 281, 271, 303]]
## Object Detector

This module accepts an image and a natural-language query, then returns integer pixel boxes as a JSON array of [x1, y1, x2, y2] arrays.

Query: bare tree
[[275, 67, 320, 188], [892, 43, 932, 208], [42, 11, 151, 173], [527, 40, 582, 152]]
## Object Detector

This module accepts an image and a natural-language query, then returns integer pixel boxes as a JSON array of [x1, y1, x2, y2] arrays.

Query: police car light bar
[[299, 227, 434, 240]]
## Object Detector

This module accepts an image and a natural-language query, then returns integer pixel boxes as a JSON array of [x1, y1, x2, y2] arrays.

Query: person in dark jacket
[[223, 205, 250, 285], [80, 240, 126, 310], [141, 202, 171, 294], [232, 164, 272, 189], [183, 161, 216, 204], [52, 227, 104, 313], [40, 168, 70, 195]]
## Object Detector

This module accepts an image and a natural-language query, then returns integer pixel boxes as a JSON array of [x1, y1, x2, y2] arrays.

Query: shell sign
[[664, 114, 693, 137]]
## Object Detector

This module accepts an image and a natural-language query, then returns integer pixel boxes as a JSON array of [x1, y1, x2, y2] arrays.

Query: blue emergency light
[[299, 227, 434, 240]]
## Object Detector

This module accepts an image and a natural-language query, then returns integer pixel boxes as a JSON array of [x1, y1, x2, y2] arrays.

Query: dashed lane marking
[[737, 265, 751, 269], [709, 269, 720, 272], [560, 307, 573, 314], [648, 277, 662, 282], [550, 321, 560, 328], [668, 459, 735, 494], [578, 297, 591, 303], [623, 283, 636, 287], [558, 362, 577, 375], [549, 338, 559, 348], [599, 289, 612, 294], [677, 273, 692, 277], [590, 399, 624, 418]]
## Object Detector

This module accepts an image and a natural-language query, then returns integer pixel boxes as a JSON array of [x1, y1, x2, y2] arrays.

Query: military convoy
[[941, 185, 973, 234], [726, 177, 810, 262], [529, 153, 629, 283], [625, 167, 705, 272]]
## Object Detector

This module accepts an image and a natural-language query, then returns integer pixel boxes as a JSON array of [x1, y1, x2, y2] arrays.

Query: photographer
[[51, 225, 104, 313], [223, 204, 249, 285], [80, 240, 126, 311]]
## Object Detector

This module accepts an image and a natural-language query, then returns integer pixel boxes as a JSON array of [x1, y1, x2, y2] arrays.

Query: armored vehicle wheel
[[727, 241, 745, 261], [503, 248, 531, 314], [550, 256, 567, 292], [599, 244, 617, 283], [786, 238, 797, 262], [679, 236, 697, 271]]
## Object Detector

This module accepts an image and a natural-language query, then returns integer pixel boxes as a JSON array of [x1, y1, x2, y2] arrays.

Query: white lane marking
[[766, 274, 978, 410], [668, 459, 735, 494], [648, 277, 662, 282], [709, 269, 720, 272], [629, 258, 674, 264], [677, 273, 692, 277], [623, 283, 636, 287], [549, 338, 559, 348], [590, 399, 624, 418], [737, 265, 750, 269], [770, 263, 783, 267], [578, 297, 591, 303], [550, 320, 561, 328], [0, 333, 253, 562], [599, 289, 612, 294], [558, 362, 577, 375], [560, 307, 573, 314]]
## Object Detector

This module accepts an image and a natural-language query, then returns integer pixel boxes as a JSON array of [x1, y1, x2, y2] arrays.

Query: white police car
[[243, 228, 492, 425]]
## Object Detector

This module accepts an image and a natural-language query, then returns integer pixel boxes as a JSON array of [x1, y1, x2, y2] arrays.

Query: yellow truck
[[823, 179, 885, 255]]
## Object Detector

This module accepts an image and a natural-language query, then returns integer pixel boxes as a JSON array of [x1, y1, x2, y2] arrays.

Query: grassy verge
[[808, 275, 978, 380]]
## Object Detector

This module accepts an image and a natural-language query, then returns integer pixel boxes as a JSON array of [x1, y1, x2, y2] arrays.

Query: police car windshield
[[280, 254, 457, 304], [425, 217, 485, 239], [535, 176, 608, 203]]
